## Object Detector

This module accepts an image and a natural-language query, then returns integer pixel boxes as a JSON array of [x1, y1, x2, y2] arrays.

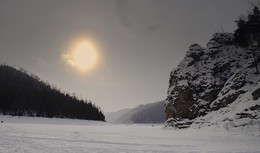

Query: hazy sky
[[0, 0, 251, 112]]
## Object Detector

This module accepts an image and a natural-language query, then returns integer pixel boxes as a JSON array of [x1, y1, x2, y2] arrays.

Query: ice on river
[[0, 115, 259, 153]]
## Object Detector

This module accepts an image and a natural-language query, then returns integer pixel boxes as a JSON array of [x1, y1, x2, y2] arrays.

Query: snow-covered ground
[[0, 115, 259, 153]]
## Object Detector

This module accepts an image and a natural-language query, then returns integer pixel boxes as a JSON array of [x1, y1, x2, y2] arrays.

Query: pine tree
[[234, 6, 260, 74]]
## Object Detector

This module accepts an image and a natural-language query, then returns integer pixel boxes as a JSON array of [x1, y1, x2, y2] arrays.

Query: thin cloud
[[114, 0, 161, 35], [32, 56, 48, 68], [61, 53, 76, 68]]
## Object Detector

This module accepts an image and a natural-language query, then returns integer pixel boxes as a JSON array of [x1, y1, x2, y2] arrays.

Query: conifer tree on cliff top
[[234, 6, 260, 74]]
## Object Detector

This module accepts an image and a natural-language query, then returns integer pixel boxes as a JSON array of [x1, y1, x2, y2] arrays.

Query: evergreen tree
[[234, 6, 260, 74], [234, 7, 260, 47]]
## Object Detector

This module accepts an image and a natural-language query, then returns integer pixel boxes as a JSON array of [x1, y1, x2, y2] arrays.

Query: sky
[[0, 0, 252, 112]]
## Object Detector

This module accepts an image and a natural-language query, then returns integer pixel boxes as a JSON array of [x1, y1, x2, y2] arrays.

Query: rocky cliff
[[165, 33, 260, 129]]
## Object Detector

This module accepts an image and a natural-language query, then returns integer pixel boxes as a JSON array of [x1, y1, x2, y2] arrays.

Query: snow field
[[0, 115, 259, 153]]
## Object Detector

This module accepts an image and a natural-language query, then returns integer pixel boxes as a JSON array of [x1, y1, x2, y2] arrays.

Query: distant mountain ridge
[[0, 64, 105, 121], [105, 108, 131, 123], [105, 101, 165, 124]]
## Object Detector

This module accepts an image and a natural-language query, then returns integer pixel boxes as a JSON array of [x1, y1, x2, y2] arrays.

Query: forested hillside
[[0, 64, 105, 121]]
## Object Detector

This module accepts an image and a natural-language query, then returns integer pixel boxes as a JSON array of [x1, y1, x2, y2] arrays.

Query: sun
[[74, 42, 95, 70], [62, 40, 99, 72]]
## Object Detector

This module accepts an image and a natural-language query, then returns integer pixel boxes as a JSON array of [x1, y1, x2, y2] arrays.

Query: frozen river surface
[[0, 116, 259, 153]]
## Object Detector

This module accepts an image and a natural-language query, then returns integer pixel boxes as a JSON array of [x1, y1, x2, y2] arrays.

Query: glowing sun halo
[[62, 40, 98, 72], [74, 43, 95, 69]]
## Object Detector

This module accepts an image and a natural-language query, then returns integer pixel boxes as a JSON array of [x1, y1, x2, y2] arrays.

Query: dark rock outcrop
[[252, 88, 260, 100]]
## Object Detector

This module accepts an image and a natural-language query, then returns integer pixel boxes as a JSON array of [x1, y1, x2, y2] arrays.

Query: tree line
[[0, 64, 105, 121], [234, 6, 260, 74], [234, 6, 260, 47]]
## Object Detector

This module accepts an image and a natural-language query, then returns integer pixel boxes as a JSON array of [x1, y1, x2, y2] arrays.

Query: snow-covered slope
[[192, 82, 260, 136], [165, 33, 260, 130]]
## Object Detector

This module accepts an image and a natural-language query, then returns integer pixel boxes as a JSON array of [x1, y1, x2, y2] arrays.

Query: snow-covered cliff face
[[165, 33, 260, 128]]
